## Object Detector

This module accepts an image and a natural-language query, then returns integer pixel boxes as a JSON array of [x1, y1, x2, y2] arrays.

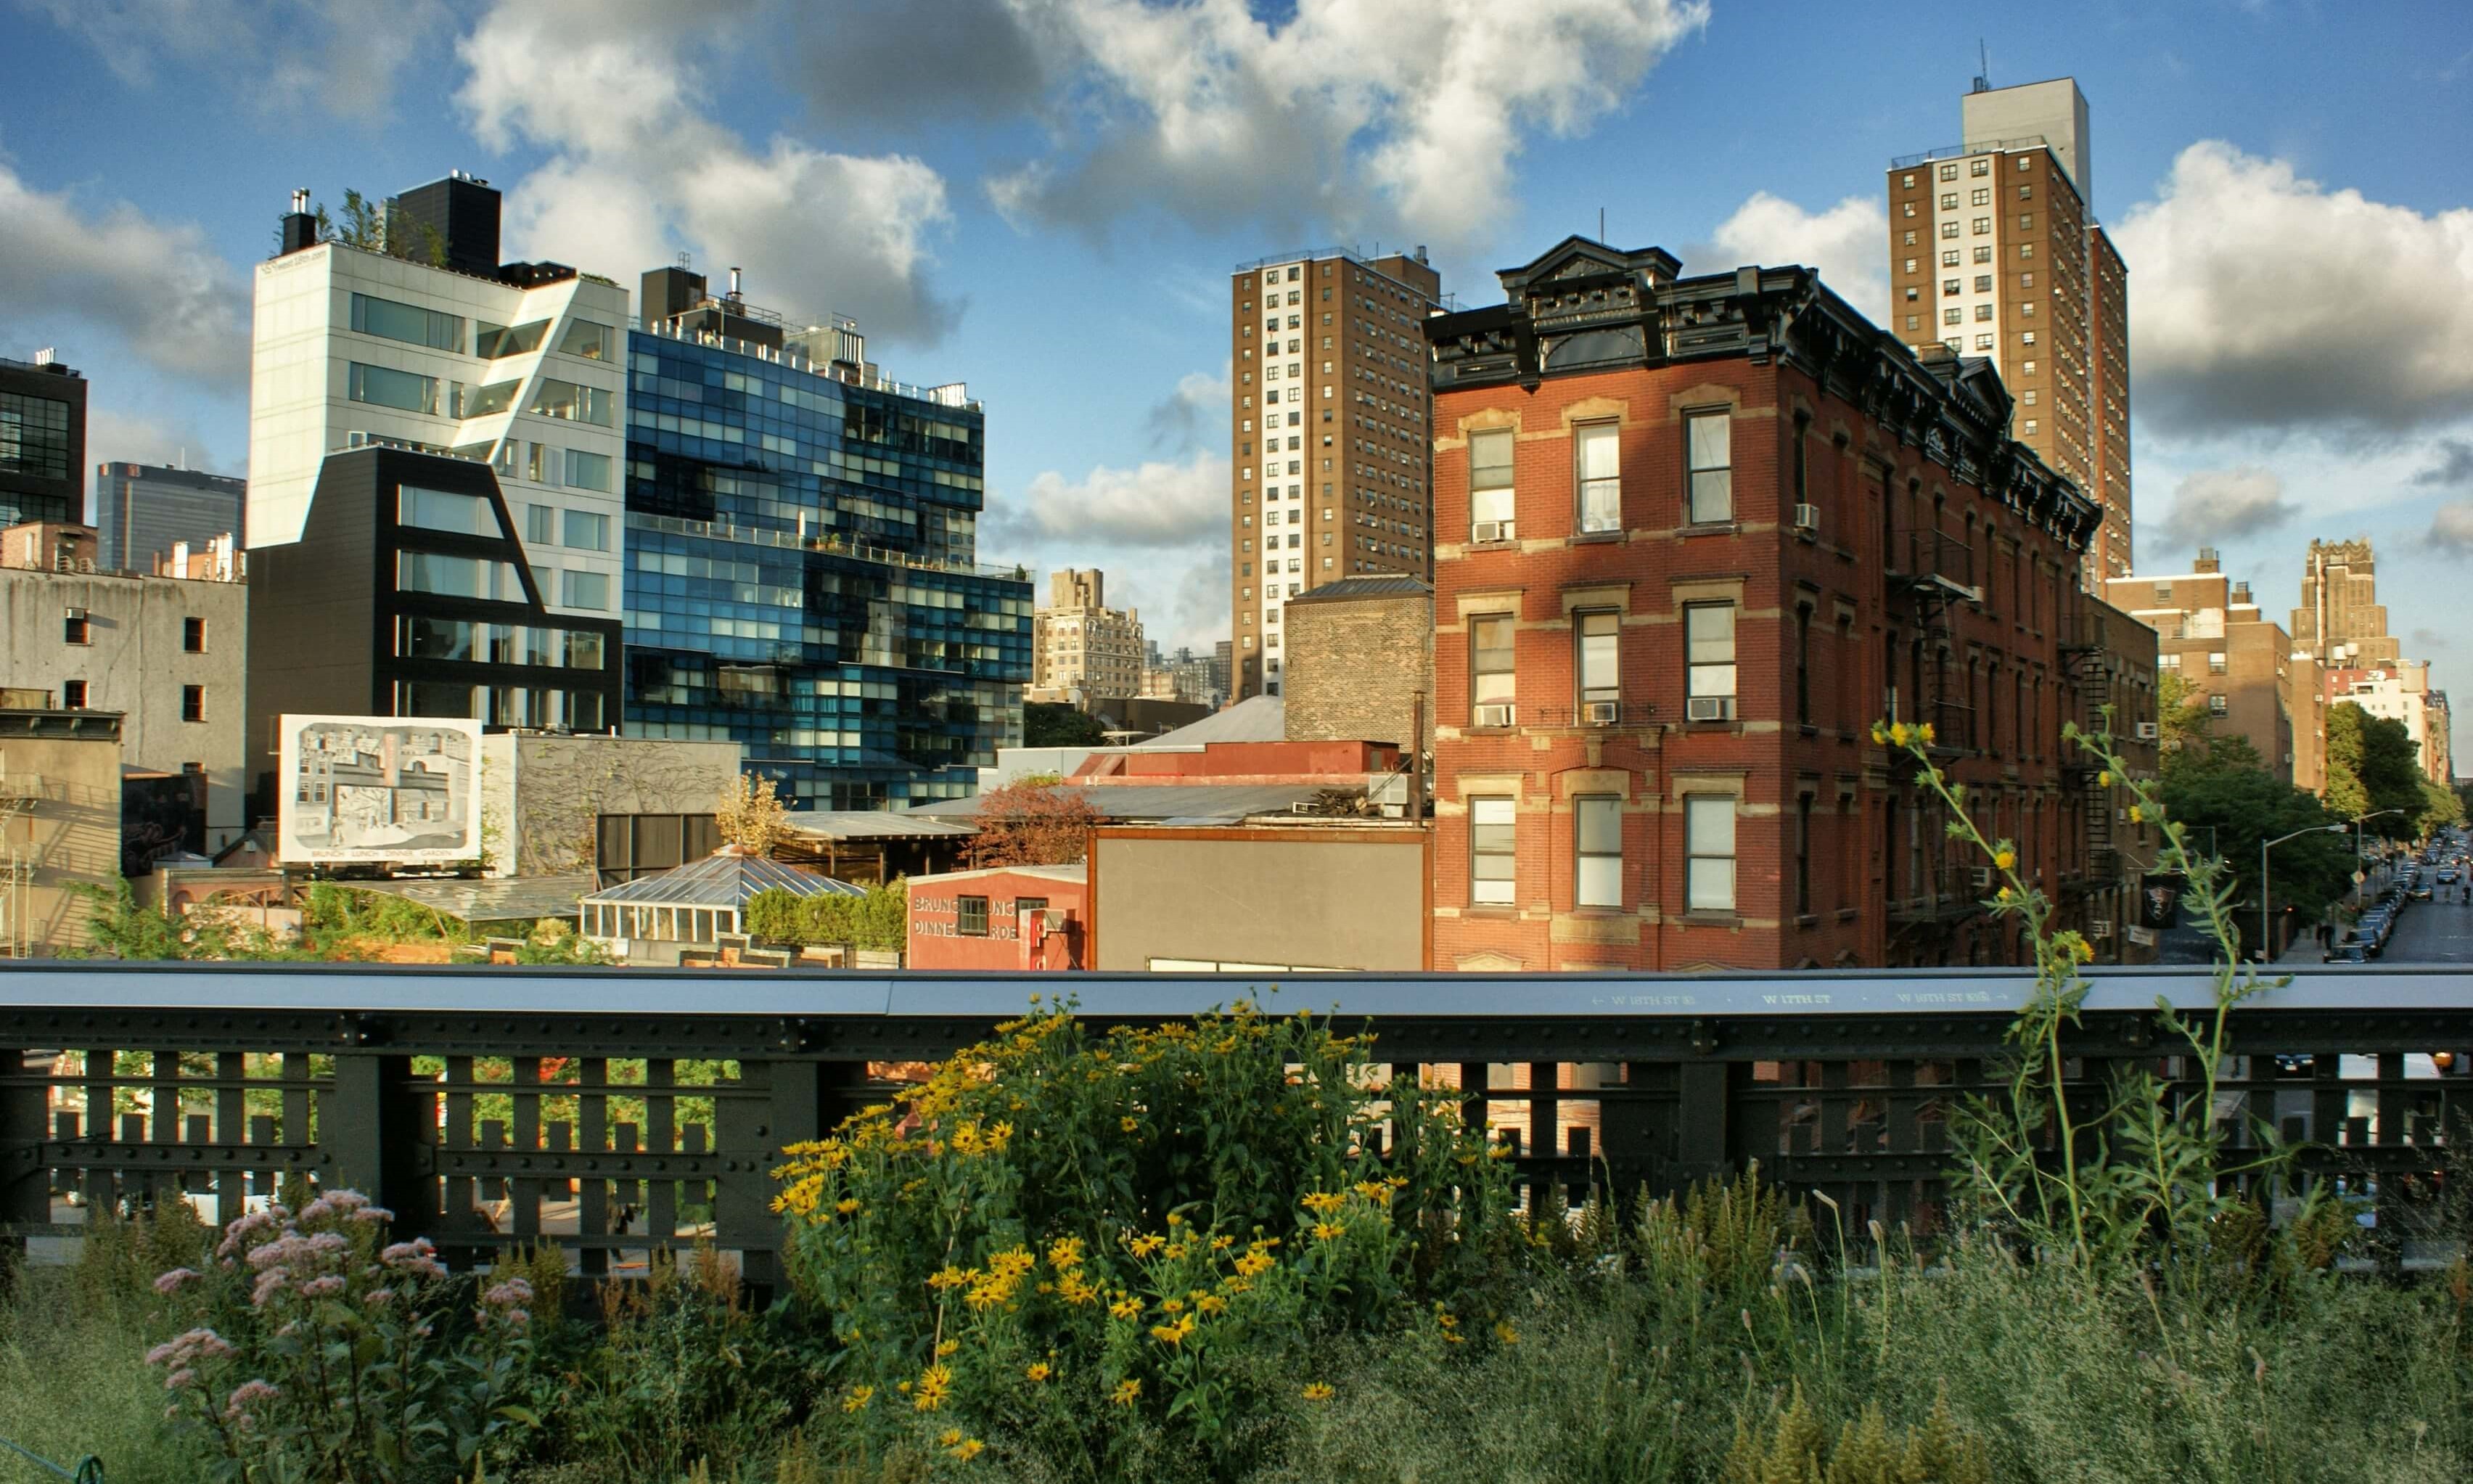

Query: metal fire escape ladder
[[2058, 614, 2117, 901]]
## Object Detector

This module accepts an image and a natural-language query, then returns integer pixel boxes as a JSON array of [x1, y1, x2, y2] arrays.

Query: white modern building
[[247, 181, 628, 626]]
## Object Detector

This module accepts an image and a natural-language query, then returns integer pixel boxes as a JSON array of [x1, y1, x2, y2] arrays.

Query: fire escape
[[2059, 607, 2120, 950], [1884, 528, 1987, 944]]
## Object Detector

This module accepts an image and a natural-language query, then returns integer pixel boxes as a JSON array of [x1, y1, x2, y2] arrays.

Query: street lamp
[[2351, 808, 2407, 909], [2261, 824, 2347, 962]]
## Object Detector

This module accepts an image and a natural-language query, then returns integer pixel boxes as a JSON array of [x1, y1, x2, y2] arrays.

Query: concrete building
[[2291, 538, 2402, 669], [1424, 237, 2099, 972], [0, 351, 86, 528], [2104, 551, 2313, 787], [1282, 574, 1433, 751], [1231, 247, 1443, 700], [0, 708, 123, 956], [1087, 824, 1427, 972], [473, 732, 741, 880], [1033, 569, 1144, 700], [2067, 595, 2160, 962], [1139, 645, 1225, 708], [94, 462, 247, 575], [1889, 77, 2130, 586], [2, 521, 250, 848]]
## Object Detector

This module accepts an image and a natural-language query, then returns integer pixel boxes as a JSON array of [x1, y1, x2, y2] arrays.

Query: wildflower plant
[[773, 998, 1523, 1469], [142, 1191, 541, 1482], [1878, 713, 2333, 1286]]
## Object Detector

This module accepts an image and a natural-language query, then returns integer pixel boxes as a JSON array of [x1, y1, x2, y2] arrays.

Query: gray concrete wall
[[0, 570, 248, 848], [1092, 831, 1426, 971], [479, 734, 742, 877]]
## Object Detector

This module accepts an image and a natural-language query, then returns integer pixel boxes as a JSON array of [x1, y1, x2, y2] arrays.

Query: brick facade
[[1424, 239, 2099, 973], [1283, 575, 1434, 750]]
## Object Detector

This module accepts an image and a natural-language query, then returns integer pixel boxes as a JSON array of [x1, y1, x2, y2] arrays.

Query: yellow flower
[[1353, 1181, 1393, 1205], [2128, 805, 2144, 823], [1047, 1237, 1085, 1270], [1996, 886, 2015, 902], [1165, 1212, 1184, 1227], [914, 1364, 951, 1411], [1311, 1221, 1345, 1242], [2096, 770, 2113, 787], [1111, 1379, 1143, 1407], [1918, 722, 1936, 745], [1197, 1294, 1228, 1316], [939, 1430, 964, 1448], [842, 1385, 874, 1414], [1128, 1234, 1165, 1258], [1150, 1316, 1196, 1346], [1993, 848, 2017, 871], [1300, 1191, 1348, 1217], [1120, 1116, 1140, 1133], [1210, 1234, 1234, 1251], [1163, 1243, 1189, 1260], [1025, 1362, 1052, 1382], [1109, 1296, 1142, 1320], [1890, 722, 1912, 747], [936, 1338, 961, 1357], [1870, 721, 1889, 745], [2074, 939, 2096, 963], [835, 1198, 861, 1215], [1233, 1252, 1274, 1278], [949, 1439, 985, 1462], [1495, 1322, 1521, 1345], [1160, 1298, 1184, 1314], [1303, 1382, 1335, 1402], [927, 1266, 972, 1291]]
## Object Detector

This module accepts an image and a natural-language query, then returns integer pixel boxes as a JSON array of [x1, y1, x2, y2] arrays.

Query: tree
[[1025, 702, 1107, 748], [966, 778, 1100, 867], [2418, 778, 2464, 837], [313, 189, 446, 267], [715, 773, 788, 856], [2154, 672, 2216, 760], [2160, 739, 2353, 927], [2326, 702, 2423, 840]]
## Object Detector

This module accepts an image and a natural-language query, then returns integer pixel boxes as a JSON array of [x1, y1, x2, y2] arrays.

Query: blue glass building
[[620, 273, 1029, 810]]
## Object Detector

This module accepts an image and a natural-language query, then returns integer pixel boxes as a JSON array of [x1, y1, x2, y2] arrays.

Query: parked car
[[2323, 941, 2370, 964], [2440, 869, 2461, 885]]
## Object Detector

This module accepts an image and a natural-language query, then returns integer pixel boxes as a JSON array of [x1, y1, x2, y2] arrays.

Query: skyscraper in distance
[[94, 462, 247, 573], [1887, 75, 2132, 588], [1229, 247, 1442, 700]]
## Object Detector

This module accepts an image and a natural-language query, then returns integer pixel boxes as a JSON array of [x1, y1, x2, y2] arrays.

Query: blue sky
[[4, 0, 2471, 713]]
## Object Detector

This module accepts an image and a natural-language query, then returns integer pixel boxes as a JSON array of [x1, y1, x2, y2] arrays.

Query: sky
[[4, 0, 2472, 705]]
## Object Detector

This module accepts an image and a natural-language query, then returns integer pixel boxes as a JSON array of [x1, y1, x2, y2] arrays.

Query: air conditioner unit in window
[[75, 558, 96, 573], [2134, 721, 2160, 741], [1685, 696, 1733, 723], [1583, 700, 1620, 726], [1472, 702, 1514, 729], [62, 606, 87, 621], [1970, 866, 1996, 890], [1471, 520, 1512, 544], [2086, 919, 2113, 940], [1793, 503, 1820, 532]]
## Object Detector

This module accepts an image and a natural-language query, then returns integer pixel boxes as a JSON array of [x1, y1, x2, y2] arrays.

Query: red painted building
[[1424, 238, 2100, 972], [906, 864, 1087, 970]]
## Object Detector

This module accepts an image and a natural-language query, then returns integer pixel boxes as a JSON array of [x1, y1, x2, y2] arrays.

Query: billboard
[[277, 715, 482, 864]]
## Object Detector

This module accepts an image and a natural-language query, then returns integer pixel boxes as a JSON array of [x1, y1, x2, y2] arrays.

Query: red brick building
[[1424, 238, 2100, 972], [907, 864, 1087, 970]]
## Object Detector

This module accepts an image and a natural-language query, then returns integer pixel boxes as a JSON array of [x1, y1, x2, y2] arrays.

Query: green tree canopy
[[1024, 702, 1107, 748], [2326, 702, 2423, 840], [2158, 741, 2353, 930]]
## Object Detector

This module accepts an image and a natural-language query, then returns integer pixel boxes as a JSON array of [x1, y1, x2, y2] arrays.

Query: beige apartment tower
[[1229, 247, 1443, 700], [2105, 549, 2321, 790], [1890, 76, 2131, 588], [1032, 569, 1145, 701], [2291, 538, 2401, 669]]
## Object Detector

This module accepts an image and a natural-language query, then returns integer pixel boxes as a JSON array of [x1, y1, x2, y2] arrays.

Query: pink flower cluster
[[146, 1327, 237, 1392], [379, 1236, 447, 1282]]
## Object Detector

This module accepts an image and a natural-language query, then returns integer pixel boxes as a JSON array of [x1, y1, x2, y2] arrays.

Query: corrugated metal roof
[[581, 852, 866, 909], [1132, 695, 1285, 749], [782, 811, 977, 841], [1284, 574, 1432, 604], [344, 874, 597, 923]]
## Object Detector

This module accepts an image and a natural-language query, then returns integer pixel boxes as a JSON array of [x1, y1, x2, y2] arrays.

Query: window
[[2021, 331, 2036, 346], [2018, 214, 2033, 231], [1974, 305, 1993, 321], [1794, 606, 1811, 724], [350, 293, 461, 350], [1470, 797, 1517, 905], [1575, 422, 1620, 533], [0, 391, 74, 480], [1942, 278, 1960, 296], [525, 503, 554, 543], [464, 380, 520, 417], [475, 319, 548, 358], [1686, 604, 1736, 700], [398, 485, 496, 536], [1972, 188, 1990, 206], [1471, 615, 1514, 719], [1685, 796, 1736, 911], [2208, 694, 2229, 717], [562, 570, 610, 610], [1972, 157, 1990, 176], [957, 896, 990, 936], [1938, 163, 1957, 181], [1576, 796, 1621, 908], [1943, 308, 1963, 326], [2022, 419, 2038, 435], [562, 509, 610, 551], [1940, 222, 1958, 239], [1903, 230, 1917, 246], [1906, 316, 1920, 332], [1902, 258, 1916, 273], [62, 679, 87, 709], [398, 552, 522, 601], [182, 617, 205, 652], [1795, 795, 1813, 915], [2021, 272, 2035, 290], [181, 685, 205, 722], [528, 379, 610, 425], [1901, 173, 1915, 188], [1938, 193, 1957, 210], [1973, 245, 1993, 263], [348, 361, 438, 414], [2019, 184, 2033, 200], [62, 613, 89, 644], [1469, 427, 1514, 533], [1974, 275, 1993, 293], [557, 319, 612, 359], [1686, 411, 1731, 522], [1972, 217, 1990, 235], [2207, 652, 2227, 676], [563, 448, 612, 492], [2022, 360, 2037, 377], [1578, 611, 1619, 705]]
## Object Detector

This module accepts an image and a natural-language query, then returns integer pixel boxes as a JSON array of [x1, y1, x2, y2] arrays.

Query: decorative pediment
[[1453, 948, 1527, 972]]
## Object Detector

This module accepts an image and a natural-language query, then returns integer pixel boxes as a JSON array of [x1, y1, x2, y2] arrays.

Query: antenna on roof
[[1972, 40, 1990, 93], [1598, 205, 1606, 240]]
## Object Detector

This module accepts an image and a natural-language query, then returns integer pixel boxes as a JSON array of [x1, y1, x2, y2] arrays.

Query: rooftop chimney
[[280, 187, 319, 256], [2195, 546, 2220, 573], [728, 266, 744, 301]]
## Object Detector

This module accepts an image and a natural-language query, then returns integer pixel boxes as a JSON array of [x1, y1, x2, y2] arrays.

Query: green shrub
[[772, 999, 1524, 1477], [744, 880, 908, 951]]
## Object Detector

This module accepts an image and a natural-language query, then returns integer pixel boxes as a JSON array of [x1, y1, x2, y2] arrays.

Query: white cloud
[[1694, 192, 1889, 324], [2431, 501, 2473, 557], [2155, 467, 2300, 549], [984, 0, 1707, 248], [0, 160, 247, 388], [2115, 142, 2473, 433], [2413, 439, 2473, 488], [22, 0, 450, 119], [1142, 367, 1231, 455], [998, 454, 1229, 549], [456, 1, 959, 343]]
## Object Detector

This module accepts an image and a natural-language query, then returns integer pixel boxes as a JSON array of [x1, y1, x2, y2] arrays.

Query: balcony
[[1886, 861, 1991, 923]]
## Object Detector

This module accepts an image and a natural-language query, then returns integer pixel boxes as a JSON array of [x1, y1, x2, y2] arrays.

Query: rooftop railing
[[629, 318, 979, 412], [623, 512, 1028, 583]]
